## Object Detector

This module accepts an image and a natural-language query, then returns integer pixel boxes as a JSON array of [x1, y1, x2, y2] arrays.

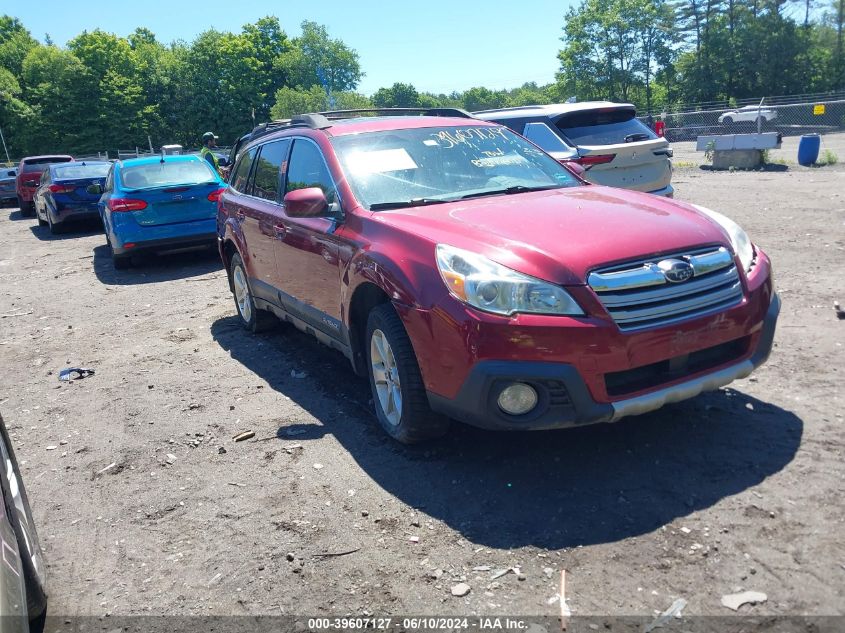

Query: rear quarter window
[[557, 110, 657, 145]]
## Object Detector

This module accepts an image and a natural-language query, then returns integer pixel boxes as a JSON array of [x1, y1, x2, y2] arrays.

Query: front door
[[273, 138, 346, 340]]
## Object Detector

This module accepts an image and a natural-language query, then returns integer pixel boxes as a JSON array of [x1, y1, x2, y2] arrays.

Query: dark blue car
[[93, 155, 225, 269], [33, 161, 111, 234]]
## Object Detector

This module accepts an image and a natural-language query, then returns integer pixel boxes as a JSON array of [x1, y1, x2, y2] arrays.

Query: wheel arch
[[347, 281, 392, 376]]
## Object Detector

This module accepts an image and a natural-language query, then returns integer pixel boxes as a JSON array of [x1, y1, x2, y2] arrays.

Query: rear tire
[[229, 253, 276, 333], [20, 200, 34, 217], [47, 213, 63, 235], [365, 303, 449, 444], [0, 415, 48, 621]]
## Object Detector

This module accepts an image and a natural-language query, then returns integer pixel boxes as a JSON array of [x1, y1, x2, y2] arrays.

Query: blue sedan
[[93, 155, 225, 269], [34, 161, 111, 233]]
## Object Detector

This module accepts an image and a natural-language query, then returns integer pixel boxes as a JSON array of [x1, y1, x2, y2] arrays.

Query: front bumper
[[426, 292, 779, 431]]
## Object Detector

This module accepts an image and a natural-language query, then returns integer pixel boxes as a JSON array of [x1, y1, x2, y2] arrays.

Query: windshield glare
[[120, 160, 216, 189], [331, 125, 580, 209]]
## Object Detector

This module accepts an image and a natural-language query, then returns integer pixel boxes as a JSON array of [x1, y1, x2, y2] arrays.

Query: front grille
[[587, 246, 743, 331], [605, 336, 750, 396]]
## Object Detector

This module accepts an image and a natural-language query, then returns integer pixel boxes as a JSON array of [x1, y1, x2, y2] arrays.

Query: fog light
[[497, 383, 538, 416]]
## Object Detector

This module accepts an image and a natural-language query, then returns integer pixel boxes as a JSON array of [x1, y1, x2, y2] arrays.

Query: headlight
[[692, 205, 755, 272], [435, 244, 584, 316]]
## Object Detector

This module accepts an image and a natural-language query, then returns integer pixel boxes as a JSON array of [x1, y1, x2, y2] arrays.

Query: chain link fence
[[639, 91, 845, 142]]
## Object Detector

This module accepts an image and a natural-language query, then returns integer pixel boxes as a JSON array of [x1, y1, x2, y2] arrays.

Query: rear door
[[555, 107, 672, 193], [239, 138, 291, 299]]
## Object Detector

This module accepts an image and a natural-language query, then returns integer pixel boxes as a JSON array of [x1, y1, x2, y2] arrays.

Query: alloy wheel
[[233, 264, 252, 324], [370, 329, 402, 427]]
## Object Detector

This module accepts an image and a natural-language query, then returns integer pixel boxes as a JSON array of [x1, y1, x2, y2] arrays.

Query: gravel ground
[[0, 162, 843, 624]]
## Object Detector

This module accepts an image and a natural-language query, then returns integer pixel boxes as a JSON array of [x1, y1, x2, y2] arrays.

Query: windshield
[[120, 160, 217, 190], [54, 164, 111, 180], [330, 125, 579, 210]]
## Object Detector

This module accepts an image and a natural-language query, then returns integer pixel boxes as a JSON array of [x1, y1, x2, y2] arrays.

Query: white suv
[[475, 102, 674, 197]]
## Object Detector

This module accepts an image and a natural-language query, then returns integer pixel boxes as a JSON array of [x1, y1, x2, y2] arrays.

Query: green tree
[[270, 85, 329, 119], [276, 21, 363, 96], [372, 82, 421, 107], [241, 17, 291, 120], [0, 16, 39, 79], [182, 29, 265, 145], [21, 45, 98, 153], [461, 87, 509, 111]]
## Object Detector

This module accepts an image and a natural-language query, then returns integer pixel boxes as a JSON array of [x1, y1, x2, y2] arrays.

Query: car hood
[[369, 186, 731, 285]]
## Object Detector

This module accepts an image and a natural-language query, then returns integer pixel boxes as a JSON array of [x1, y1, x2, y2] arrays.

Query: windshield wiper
[[369, 198, 448, 210], [624, 133, 651, 143], [459, 185, 558, 200]]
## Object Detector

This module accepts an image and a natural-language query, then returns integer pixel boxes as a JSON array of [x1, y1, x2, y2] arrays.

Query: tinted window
[[252, 140, 290, 202], [523, 122, 575, 153], [54, 164, 111, 179], [105, 166, 115, 192], [285, 140, 337, 205], [120, 160, 216, 190], [231, 148, 257, 194], [557, 110, 657, 145]]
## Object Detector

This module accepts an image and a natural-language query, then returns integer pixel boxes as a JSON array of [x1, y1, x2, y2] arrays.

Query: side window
[[40, 170, 50, 186], [252, 139, 290, 202], [105, 166, 114, 192], [231, 148, 257, 194], [523, 122, 574, 153], [285, 139, 338, 207]]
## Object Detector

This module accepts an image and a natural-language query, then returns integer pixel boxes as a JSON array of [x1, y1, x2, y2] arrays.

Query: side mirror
[[218, 157, 229, 167], [86, 184, 103, 195], [561, 160, 587, 179], [284, 187, 329, 218]]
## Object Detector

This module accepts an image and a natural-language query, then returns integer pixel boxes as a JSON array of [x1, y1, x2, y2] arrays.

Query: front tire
[[722, 116, 733, 125], [229, 253, 275, 332], [365, 304, 449, 444]]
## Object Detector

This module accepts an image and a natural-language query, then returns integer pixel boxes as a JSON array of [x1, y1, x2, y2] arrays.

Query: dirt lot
[[0, 161, 843, 625]]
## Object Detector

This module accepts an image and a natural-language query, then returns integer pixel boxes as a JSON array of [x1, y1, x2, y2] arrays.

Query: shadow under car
[[211, 314, 802, 550]]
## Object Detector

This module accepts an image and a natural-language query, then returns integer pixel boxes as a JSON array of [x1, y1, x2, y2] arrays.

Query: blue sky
[[5, 0, 574, 95]]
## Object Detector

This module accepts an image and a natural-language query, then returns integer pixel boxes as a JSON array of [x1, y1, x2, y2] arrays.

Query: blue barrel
[[797, 134, 821, 166]]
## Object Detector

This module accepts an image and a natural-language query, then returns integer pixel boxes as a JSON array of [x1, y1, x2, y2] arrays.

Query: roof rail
[[243, 107, 476, 143], [314, 107, 475, 120]]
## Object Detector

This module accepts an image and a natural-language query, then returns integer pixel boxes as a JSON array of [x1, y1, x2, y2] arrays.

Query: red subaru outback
[[217, 110, 778, 443]]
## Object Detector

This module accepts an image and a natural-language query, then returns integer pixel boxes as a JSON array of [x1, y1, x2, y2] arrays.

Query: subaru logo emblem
[[657, 258, 694, 283], [172, 194, 182, 201]]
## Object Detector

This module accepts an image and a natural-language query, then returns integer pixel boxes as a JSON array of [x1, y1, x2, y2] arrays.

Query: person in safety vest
[[200, 132, 221, 174]]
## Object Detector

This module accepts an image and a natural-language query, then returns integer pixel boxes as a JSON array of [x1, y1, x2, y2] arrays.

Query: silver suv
[[475, 102, 674, 197]]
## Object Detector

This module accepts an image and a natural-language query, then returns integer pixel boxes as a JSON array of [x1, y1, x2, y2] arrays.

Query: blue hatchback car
[[33, 161, 111, 233], [93, 155, 225, 269]]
